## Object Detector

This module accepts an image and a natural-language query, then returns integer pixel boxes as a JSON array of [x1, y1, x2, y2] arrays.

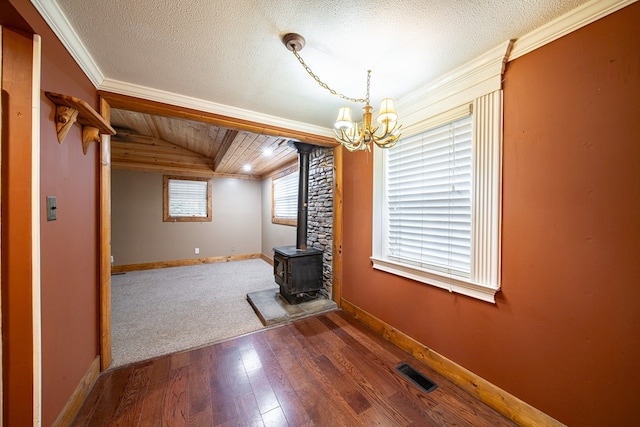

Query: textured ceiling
[[53, 0, 591, 130]]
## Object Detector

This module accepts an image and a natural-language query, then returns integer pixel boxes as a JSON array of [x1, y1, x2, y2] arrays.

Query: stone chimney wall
[[307, 147, 334, 298]]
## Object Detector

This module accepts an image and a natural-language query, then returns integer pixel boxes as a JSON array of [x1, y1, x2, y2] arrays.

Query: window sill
[[371, 257, 500, 303], [164, 216, 211, 223], [272, 218, 297, 227]]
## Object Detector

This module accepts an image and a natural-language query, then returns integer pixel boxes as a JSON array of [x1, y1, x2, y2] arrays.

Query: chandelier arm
[[336, 127, 359, 145], [292, 49, 367, 104], [371, 125, 402, 148], [375, 139, 399, 149], [333, 128, 353, 144], [334, 128, 369, 152], [370, 120, 401, 144], [379, 121, 400, 137]]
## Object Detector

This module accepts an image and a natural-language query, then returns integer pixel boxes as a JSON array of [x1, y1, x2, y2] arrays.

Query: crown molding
[[30, 0, 104, 87], [29, 0, 331, 136], [398, 0, 635, 126], [31, 0, 634, 134], [399, 40, 512, 129], [509, 0, 637, 61], [99, 78, 334, 138]]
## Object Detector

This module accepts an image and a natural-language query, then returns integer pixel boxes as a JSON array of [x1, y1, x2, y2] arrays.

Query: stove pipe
[[293, 142, 315, 250]]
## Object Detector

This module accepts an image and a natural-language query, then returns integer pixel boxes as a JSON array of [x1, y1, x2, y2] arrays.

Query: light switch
[[47, 196, 57, 221]]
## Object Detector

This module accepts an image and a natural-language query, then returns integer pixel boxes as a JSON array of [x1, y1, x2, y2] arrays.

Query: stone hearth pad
[[247, 288, 337, 326]]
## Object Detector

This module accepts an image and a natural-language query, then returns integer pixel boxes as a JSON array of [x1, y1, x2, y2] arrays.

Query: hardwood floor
[[72, 310, 517, 426]]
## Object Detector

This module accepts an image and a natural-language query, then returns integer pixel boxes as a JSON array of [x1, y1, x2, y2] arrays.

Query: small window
[[272, 170, 298, 226], [163, 175, 212, 222]]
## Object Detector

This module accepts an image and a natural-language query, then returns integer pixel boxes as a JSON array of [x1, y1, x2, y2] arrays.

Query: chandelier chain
[[282, 33, 400, 151], [292, 48, 368, 104]]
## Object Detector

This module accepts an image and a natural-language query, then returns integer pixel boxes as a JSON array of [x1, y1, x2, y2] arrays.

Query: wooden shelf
[[45, 92, 116, 154]]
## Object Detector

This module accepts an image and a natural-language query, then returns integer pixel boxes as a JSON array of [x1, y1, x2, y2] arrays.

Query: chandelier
[[283, 33, 401, 152]]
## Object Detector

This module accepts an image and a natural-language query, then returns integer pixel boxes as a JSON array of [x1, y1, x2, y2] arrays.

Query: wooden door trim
[[99, 97, 112, 370], [1, 25, 3, 426], [97, 91, 337, 148], [31, 32, 42, 425], [332, 146, 343, 307]]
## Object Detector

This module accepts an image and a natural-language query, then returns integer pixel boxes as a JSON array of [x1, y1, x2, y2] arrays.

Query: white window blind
[[168, 179, 208, 217], [386, 114, 472, 277], [273, 172, 298, 219]]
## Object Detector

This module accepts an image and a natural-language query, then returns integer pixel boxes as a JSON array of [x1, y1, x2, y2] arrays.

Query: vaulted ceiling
[[110, 108, 299, 179], [33, 0, 593, 177]]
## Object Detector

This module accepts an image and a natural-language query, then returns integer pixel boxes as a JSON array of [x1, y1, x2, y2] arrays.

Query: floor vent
[[396, 363, 438, 393]]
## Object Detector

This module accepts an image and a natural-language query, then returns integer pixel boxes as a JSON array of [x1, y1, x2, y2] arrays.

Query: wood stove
[[275, 142, 324, 304], [273, 246, 323, 304]]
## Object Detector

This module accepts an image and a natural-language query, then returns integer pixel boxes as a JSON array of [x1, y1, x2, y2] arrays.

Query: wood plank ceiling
[[110, 108, 300, 179]]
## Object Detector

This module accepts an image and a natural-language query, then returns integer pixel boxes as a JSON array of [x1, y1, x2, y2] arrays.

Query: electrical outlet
[[110, 255, 114, 265], [46, 196, 57, 221], [195, 248, 199, 254]]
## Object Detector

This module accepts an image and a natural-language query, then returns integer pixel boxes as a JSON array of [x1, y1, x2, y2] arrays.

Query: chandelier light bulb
[[377, 98, 398, 124], [335, 107, 354, 130]]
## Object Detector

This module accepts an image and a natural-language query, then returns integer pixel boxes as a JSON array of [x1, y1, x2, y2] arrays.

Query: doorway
[[97, 93, 343, 369]]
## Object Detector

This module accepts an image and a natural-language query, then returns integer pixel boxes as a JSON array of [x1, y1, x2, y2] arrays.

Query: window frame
[[163, 175, 212, 222], [271, 167, 298, 226], [373, 95, 502, 303], [371, 41, 511, 303]]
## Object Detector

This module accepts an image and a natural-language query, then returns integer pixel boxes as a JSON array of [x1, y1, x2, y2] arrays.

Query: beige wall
[[112, 169, 262, 265], [260, 177, 296, 261]]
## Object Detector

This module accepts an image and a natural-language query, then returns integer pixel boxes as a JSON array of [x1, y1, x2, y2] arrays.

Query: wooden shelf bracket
[[45, 92, 116, 154]]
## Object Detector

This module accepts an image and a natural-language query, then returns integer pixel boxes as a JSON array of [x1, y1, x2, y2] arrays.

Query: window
[[386, 113, 473, 276], [371, 41, 510, 302], [373, 93, 502, 303], [163, 175, 212, 222], [272, 169, 298, 226]]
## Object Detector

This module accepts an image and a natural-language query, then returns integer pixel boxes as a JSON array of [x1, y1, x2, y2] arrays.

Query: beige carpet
[[111, 259, 276, 368]]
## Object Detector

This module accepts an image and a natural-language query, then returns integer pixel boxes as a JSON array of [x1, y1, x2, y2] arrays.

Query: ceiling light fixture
[[283, 33, 401, 152]]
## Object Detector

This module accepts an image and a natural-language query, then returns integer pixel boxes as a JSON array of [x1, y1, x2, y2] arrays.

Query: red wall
[[2, 25, 36, 426], [7, 0, 100, 425], [342, 3, 640, 426]]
